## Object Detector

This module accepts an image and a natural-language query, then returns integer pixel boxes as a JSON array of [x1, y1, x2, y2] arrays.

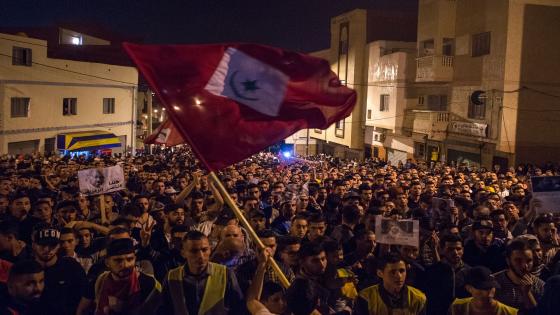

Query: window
[[414, 142, 426, 158], [335, 119, 344, 137], [442, 38, 455, 56], [427, 95, 448, 111], [12, 47, 32, 66], [103, 98, 115, 114], [468, 95, 486, 119], [367, 110, 372, 119], [418, 96, 425, 106], [380, 94, 390, 112], [63, 98, 77, 116], [421, 39, 435, 56], [11, 97, 30, 118], [472, 32, 491, 57]]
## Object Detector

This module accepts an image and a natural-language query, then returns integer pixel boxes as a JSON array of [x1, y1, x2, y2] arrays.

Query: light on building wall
[[162, 108, 166, 111], [142, 114, 148, 118], [71, 36, 82, 45], [173, 105, 180, 111], [194, 98, 202, 105], [153, 109, 158, 113]]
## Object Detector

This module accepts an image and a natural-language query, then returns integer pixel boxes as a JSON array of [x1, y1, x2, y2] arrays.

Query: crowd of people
[[1, 147, 560, 315]]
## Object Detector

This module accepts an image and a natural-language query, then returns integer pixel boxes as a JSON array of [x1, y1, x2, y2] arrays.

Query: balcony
[[405, 110, 450, 141], [416, 55, 454, 82]]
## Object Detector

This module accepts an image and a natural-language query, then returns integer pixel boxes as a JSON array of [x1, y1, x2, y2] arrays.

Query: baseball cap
[[465, 266, 500, 290], [249, 209, 265, 219], [343, 191, 360, 201], [106, 238, 135, 257], [33, 227, 60, 246], [472, 219, 493, 231]]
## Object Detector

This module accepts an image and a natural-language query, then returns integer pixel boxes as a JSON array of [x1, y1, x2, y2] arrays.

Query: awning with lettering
[[57, 130, 121, 151]]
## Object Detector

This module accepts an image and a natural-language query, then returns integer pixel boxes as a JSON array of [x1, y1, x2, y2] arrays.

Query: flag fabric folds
[[124, 43, 356, 171], [144, 119, 185, 146]]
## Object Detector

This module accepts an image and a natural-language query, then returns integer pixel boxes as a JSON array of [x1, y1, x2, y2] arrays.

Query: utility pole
[[306, 128, 310, 156], [146, 89, 153, 154]]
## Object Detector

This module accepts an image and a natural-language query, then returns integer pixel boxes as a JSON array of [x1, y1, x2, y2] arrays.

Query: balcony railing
[[416, 55, 454, 82], [405, 110, 450, 140]]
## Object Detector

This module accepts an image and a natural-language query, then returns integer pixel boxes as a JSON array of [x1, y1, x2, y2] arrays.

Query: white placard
[[530, 176, 560, 213], [78, 165, 125, 196], [375, 216, 419, 247]]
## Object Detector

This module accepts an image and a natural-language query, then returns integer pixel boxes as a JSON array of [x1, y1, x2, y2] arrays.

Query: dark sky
[[1, 0, 417, 52]]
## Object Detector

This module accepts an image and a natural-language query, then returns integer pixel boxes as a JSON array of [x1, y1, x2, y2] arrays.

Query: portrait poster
[[375, 216, 419, 247], [78, 165, 125, 195]]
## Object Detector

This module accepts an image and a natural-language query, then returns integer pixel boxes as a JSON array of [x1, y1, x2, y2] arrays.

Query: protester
[[356, 253, 427, 314], [449, 266, 518, 315], [158, 230, 244, 314], [0, 147, 560, 314], [1, 260, 44, 315], [76, 238, 161, 315]]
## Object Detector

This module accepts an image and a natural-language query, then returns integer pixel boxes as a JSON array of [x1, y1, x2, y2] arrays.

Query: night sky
[[1, 0, 417, 52]]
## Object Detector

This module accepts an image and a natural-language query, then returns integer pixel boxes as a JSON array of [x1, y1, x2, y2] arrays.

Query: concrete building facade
[[0, 32, 137, 155], [411, 0, 560, 168], [291, 1, 560, 167]]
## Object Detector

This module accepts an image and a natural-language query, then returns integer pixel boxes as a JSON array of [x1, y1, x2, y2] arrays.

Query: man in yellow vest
[[450, 266, 517, 315], [356, 253, 427, 315], [76, 238, 162, 315], [158, 230, 244, 315]]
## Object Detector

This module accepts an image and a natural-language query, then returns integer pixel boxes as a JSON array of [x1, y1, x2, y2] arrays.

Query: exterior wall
[[365, 41, 416, 132], [416, 0, 560, 167], [0, 33, 137, 154], [503, 0, 560, 164], [299, 10, 369, 158]]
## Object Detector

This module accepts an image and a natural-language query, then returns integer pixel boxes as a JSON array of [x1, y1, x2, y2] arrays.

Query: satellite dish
[[471, 90, 486, 105]]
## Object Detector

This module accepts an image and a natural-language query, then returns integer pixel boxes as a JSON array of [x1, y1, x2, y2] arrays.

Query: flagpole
[[209, 171, 291, 288]]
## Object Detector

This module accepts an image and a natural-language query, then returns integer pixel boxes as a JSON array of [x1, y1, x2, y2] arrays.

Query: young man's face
[[442, 241, 463, 265], [250, 216, 266, 232], [136, 198, 150, 213], [263, 291, 287, 315], [33, 203, 52, 222], [8, 272, 45, 303], [536, 223, 555, 243], [474, 229, 493, 247], [10, 197, 31, 220], [182, 238, 211, 274], [508, 249, 533, 278], [33, 243, 59, 263], [308, 222, 326, 240], [78, 229, 92, 248], [261, 236, 277, 256], [59, 233, 77, 256], [290, 219, 308, 238], [106, 253, 136, 279], [167, 208, 185, 226], [280, 243, 300, 267], [301, 251, 327, 277], [377, 260, 407, 294]]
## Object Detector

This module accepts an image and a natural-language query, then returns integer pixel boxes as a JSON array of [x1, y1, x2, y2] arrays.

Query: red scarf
[[96, 269, 141, 315]]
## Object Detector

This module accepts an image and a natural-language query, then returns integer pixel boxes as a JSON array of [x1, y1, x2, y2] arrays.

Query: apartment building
[[0, 30, 138, 155], [288, 8, 417, 160], [410, 0, 560, 167]]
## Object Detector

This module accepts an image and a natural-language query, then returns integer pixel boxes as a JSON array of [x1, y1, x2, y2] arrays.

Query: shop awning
[[57, 130, 121, 151]]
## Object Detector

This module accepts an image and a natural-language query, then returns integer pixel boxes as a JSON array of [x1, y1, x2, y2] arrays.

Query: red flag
[[144, 119, 185, 146], [124, 43, 356, 171]]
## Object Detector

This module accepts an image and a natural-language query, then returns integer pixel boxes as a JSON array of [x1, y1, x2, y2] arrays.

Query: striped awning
[[57, 130, 121, 151]]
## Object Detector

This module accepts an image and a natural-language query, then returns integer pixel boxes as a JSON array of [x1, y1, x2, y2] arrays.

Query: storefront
[[57, 130, 121, 157]]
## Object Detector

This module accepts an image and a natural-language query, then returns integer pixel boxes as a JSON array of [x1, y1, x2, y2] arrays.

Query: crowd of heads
[[0, 148, 560, 314]]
